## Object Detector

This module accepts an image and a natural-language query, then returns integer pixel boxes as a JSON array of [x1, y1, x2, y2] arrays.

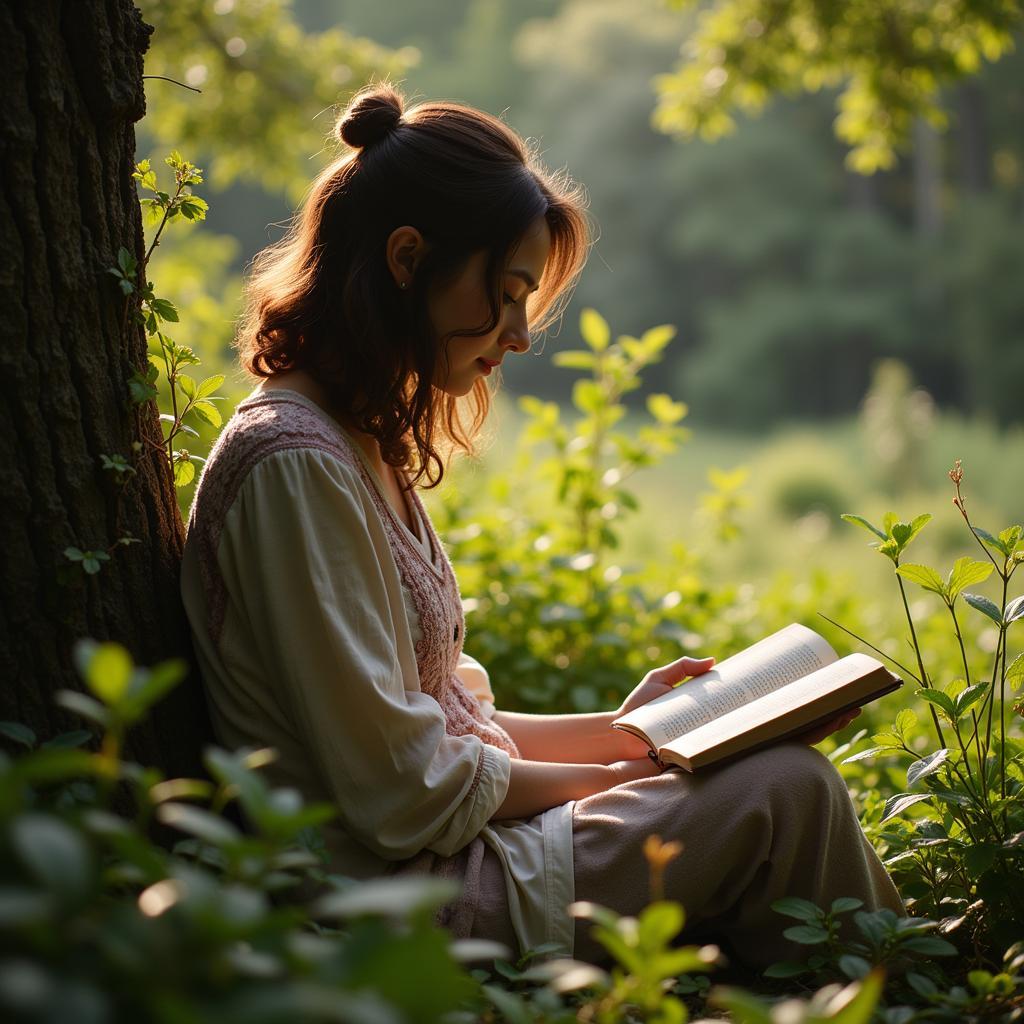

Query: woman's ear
[[385, 225, 428, 289]]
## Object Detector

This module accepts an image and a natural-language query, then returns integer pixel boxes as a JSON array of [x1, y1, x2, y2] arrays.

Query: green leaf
[[881, 792, 933, 823], [638, 900, 685, 946], [572, 379, 603, 415], [963, 592, 1003, 625], [762, 960, 808, 978], [906, 972, 939, 998], [0, 721, 36, 748], [1006, 652, 1024, 690], [708, 987, 773, 1024], [190, 400, 222, 428], [907, 749, 949, 787], [156, 803, 241, 845], [81, 552, 109, 575], [552, 350, 596, 370], [973, 526, 1007, 555], [177, 195, 209, 221], [916, 688, 956, 720], [177, 374, 197, 400], [842, 745, 889, 764], [196, 374, 225, 399], [829, 970, 884, 1024], [830, 897, 864, 915], [895, 707, 918, 737], [173, 457, 196, 488], [11, 814, 94, 901], [148, 297, 179, 323], [771, 896, 823, 922], [639, 323, 676, 355], [999, 525, 1023, 552], [580, 308, 610, 352], [841, 513, 886, 541], [12, 747, 97, 784], [948, 557, 994, 599], [954, 683, 988, 719], [901, 935, 957, 956], [116, 246, 136, 276], [896, 563, 945, 596], [647, 393, 687, 425], [75, 641, 133, 704], [1005, 595, 1024, 625], [839, 954, 871, 979], [55, 690, 111, 729], [313, 876, 460, 919], [890, 514, 932, 552], [121, 659, 187, 721], [782, 924, 829, 944]]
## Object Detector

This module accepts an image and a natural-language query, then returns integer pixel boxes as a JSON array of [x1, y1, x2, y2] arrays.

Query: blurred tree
[[0, 0, 213, 777], [654, 0, 1022, 173]]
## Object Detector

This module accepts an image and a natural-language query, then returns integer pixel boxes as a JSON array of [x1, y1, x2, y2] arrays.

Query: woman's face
[[428, 216, 552, 397]]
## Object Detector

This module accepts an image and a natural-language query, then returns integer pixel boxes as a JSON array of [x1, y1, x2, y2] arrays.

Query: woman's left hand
[[617, 654, 717, 718], [611, 655, 716, 759]]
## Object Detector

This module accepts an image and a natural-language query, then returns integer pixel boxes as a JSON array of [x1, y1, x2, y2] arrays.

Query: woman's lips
[[477, 358, 497, 375]]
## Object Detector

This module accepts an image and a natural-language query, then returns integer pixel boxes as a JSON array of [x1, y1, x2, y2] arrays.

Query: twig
[[142, 75, 202, 94]]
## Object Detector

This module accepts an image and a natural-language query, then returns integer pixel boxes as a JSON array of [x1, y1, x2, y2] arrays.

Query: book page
[[614, 623, 837, 748], [662, 653, 886, 765]]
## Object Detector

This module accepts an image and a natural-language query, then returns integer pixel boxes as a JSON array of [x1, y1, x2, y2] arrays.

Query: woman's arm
[[492, 755, 660, 820], [492, 709, 638, 764], [493, 654, 719, 764]]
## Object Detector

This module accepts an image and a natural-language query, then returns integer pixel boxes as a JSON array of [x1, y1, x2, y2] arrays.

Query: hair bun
[[337, 84, 404, 150]]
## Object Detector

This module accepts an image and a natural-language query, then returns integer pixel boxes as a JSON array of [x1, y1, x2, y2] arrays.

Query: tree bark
[[0, 0, 213, 778]]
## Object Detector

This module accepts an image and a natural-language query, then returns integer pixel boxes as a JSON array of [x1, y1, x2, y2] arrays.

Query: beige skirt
[[470, 742, 903, 971]]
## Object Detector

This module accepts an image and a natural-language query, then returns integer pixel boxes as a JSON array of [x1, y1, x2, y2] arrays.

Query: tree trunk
[[912, 116, 943, 238], [955, 80, 992, 193], [0, 0, 213, 779]]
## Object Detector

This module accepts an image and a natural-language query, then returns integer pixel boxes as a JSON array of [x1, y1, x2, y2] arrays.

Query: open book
[[612, 623, 901, 772]]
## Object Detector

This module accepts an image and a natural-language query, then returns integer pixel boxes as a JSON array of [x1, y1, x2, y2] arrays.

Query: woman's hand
[[617, 654, 716, 718], [795, 708, 862, 746], [611, 654, 716, 760]]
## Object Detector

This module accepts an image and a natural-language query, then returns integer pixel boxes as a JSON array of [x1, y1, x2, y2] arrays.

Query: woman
[[180, 83, 902, 970]]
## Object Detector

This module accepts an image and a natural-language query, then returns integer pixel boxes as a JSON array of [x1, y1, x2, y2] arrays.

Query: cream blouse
[[179, 389, 575, 954]]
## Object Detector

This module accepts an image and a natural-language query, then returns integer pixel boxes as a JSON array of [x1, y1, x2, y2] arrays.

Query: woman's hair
[[237, 82, 590, 488]]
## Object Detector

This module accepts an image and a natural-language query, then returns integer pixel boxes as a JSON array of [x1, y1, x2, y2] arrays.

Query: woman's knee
[[713, 741, 851, 812]]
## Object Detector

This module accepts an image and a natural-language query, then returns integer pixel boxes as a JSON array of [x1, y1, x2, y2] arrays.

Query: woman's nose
[[501, 311, 532, 355]]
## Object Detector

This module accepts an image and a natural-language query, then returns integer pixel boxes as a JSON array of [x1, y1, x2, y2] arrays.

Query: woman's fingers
[[648, 654, 715, 686]]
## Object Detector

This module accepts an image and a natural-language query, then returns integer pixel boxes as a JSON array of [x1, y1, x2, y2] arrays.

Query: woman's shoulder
[[186, 389, 365, 531]]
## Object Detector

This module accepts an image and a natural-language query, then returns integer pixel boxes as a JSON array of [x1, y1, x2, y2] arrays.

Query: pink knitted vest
[[187, 390, 520, 759]]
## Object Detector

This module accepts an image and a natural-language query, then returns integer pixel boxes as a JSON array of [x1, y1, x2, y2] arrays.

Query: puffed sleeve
[[455, 653, 496, 719], [219, 448, 511, 860]]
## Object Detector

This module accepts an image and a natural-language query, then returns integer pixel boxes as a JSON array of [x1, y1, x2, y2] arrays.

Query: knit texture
[[186, 390, 520, 760]]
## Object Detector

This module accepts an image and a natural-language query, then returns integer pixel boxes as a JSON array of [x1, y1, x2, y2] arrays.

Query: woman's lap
[[473, 742, 903, 970]]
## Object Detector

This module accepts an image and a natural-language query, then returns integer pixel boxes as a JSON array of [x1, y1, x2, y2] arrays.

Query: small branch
[[142, 75, 203, 94], [816, 613, 920, 682]]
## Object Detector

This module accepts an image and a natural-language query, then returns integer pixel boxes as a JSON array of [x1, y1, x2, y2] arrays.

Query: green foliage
[[435, 310, 743, 714], [139, 0, 415, 202], [839, 463, 1024, 957], [0, 645, 485, 1023], [653, 0, 1021, 173]]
